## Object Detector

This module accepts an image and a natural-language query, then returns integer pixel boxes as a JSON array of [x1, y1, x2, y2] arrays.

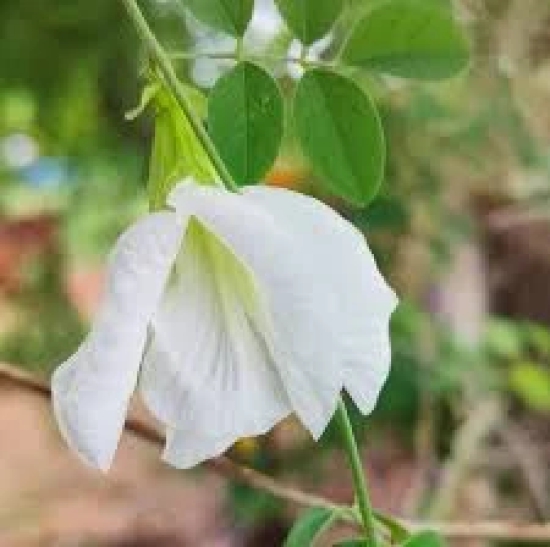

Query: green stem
[[235, 37, 244, 61], [169, 51, 329, 69], [335, 398, 379, 546], [120, 0, 238, 192]]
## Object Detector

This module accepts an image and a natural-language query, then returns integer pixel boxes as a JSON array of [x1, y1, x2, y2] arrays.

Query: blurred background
[[1, 0, 550, 545]]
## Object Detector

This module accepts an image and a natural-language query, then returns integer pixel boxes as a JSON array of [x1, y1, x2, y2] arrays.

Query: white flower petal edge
[[242, 186, 399, 415], [52, 212, 185, 471], [167, 183, 345, 440], [163, 426, 242, 470]]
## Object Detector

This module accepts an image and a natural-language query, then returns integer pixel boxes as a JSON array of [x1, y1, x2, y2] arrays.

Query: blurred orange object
[[265, 164, 306, 190], [66, 267, 105, 320]]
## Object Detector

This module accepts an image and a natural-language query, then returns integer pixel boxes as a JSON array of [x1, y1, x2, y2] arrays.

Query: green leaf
[[484, 318, 523, 360], [509, 362, 550, 413], [524, 323, 550, 356], [374, 511, 410, 543], [333, 540, 369, 546], [341, 0, 469, 80], [402, 531, 447, 547], [208, 61, 284, 185], [284, 508, 335, 547], [294, 68, 385, 205], [275, 0, 343, 45], [181, 0, 254, 36]]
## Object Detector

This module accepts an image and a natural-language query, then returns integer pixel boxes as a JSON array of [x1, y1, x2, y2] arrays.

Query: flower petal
[[52, 212, 184, 470], [139, 220, 292, 467], [163, 427, 236, 469], [243, 186, 398, 414], [162, 426, 255, 470], [167, 182, 345, 438]]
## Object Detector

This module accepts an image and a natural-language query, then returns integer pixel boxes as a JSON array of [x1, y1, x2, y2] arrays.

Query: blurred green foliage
[[0, 0, 140, 152], [0, 246, 85, 374]]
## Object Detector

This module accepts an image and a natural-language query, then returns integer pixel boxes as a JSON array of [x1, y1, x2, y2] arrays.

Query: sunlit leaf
[[275, 0, 343, 45], [523, 323, 550, 356], [341, 0, 469, 80], [484, 318, 523, 360], [208, 61, 284, 184], [510, 362, 550, 413], [294, 68, 385, 205]]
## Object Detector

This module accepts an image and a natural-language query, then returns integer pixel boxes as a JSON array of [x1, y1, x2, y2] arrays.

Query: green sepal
[[139, 77, 217, 210], [125, 83, 160, 121]]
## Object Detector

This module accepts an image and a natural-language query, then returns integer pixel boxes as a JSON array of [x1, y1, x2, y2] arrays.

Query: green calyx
[[129, 76, 219, 211]]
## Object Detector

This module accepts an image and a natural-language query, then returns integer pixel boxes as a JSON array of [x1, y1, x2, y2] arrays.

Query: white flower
[[52, 179, 398, 471]]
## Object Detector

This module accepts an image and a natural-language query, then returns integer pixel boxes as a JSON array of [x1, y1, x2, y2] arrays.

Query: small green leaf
[[284, 508, 335, 547], [294, 68, 385, 205], [484, 318, 523, 359], [333, 540, 369, 546], [275, 0, 343, 45], [509, 362, 550, 413], [341, 0, 469, 80], [524, 323, 550, 355], [374, 511, 410, 543], [402, 531, 447, 547], [181, 0, 253, 36], [208, 61, 284, 185]]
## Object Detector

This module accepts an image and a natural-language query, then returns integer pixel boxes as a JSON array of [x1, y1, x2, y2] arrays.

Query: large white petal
[[139, 220, 292, 468], [52, 212, 184, 471], [167, 183, 345, 438], [243, 186, 398, 414]]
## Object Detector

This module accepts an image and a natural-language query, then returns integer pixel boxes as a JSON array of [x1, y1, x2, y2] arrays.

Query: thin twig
[[0, 363, 339, 512], [499, 424, 550, 520], [428, 398, 503, 518], [1, 363, 550, 542], [406, 521, 550, 541], [168, 50, 327, 69]]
